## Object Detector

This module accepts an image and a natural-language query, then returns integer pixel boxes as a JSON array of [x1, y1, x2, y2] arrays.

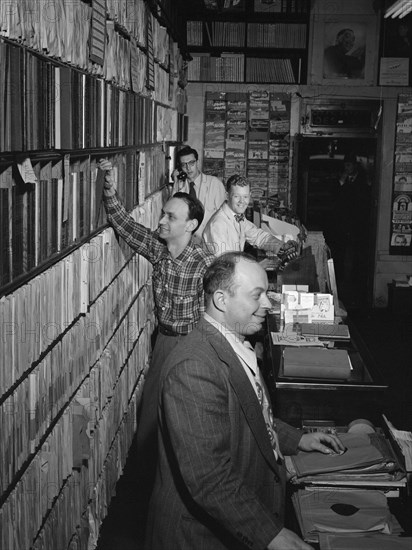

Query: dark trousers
[[135, 332, 186, 509]]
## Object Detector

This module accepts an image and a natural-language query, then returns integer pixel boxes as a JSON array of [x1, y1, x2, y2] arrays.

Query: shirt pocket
[[171, 292, 201, 325]]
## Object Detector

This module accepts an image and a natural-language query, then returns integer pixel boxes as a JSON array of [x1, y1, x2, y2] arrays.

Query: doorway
[[295, 136, 378, 309]]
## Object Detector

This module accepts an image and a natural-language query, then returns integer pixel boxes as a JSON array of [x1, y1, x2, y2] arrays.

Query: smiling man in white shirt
[[203, 174, 297, 264]]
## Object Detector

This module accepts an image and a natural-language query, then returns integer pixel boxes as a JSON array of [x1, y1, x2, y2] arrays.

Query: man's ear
[[212, 290, 226, 313], [186, 218, 199, 233]]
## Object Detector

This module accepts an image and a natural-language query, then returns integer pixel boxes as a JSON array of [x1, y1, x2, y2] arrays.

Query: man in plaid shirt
[[100, 159, 214, 505]]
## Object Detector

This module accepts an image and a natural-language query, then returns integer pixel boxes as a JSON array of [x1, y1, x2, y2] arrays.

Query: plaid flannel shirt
[[104, 193, 214, 334]]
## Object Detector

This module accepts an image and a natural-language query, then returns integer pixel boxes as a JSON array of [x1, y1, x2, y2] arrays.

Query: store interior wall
[[186, 82, 412, 307]]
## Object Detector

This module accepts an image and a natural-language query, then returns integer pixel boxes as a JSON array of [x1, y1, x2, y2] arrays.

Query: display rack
[[203, 90, 291, 204]]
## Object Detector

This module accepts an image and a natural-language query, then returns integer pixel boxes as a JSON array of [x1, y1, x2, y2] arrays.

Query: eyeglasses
[[180, 160, 197, 169]]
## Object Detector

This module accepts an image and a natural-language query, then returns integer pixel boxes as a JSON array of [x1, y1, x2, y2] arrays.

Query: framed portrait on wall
[[309, 15, 379, 86]]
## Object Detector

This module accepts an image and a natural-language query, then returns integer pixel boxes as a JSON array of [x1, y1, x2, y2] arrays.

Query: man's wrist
[[103, 185, 116, 197]]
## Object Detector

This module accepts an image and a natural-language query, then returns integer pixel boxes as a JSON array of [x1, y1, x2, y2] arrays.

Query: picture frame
[[309, 15, 379, 86]]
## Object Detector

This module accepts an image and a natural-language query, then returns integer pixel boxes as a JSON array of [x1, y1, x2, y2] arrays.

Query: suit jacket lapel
[[197, 319, 278, 471]]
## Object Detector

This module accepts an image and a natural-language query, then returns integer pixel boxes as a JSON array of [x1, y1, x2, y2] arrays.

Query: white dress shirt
[[203, 202, 282, 256], [204, 313, 282, 460], [173, 172, 226, 237]]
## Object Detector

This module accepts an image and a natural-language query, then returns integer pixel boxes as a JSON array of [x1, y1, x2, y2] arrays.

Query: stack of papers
[[287, 432, 404, 485], [282, 291, 334, 325], [383, 415, 412, 471], [319, 533, 412, 550], [271, 331, 324, 347], [298, 322, 350, 341]]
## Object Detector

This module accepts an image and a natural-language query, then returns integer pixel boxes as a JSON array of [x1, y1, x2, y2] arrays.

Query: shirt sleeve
[[103, 192, 163, 263], [244, 220, 283, 252], [203, 215, 236, 256]]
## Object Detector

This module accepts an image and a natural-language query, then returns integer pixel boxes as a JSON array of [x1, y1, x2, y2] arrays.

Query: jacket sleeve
[[274, 418, 302, 456]]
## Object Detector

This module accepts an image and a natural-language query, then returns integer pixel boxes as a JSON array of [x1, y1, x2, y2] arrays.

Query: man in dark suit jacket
[[327, 152, 371, 307], [145, 252, 344, 550]]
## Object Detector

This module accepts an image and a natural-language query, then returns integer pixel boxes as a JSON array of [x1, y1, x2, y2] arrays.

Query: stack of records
[[319, 533, 412, 549], [287, 432, 404, 485], [292, 487, 402, 543]]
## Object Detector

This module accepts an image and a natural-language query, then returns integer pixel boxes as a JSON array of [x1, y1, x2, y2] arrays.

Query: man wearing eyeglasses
[[172, 146, 226, 239]]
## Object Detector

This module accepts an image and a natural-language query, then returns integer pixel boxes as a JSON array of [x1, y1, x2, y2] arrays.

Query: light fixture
[[385, 0, 412, 18]]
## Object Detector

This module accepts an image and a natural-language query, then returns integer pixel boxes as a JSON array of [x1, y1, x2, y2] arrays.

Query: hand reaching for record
[[276, 240, 299, 271]]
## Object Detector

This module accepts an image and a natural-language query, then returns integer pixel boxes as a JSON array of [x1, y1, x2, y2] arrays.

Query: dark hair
[[172, 192, 204, 233], [177, 146, 198, 162], [226, 174, 249, 193], [203, 252, 257, 305]]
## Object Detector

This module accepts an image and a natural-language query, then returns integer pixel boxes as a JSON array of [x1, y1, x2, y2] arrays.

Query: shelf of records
[[202, 0, 309, 14], [245, 56, 300, 83], [0, 39, 186, 153], [188, 52, 245, 82], [0, 0, 179, 83], [1, 0, 146, 54], [0, 291, 154, 513], [0, 148, 167, 292], [188, 52, 302, 83], [390, 94, 412, 255], [0, 231, 159, 548], [0, 220, 160, 461], [0, 369, 148, 550], [287, 415, 412, 547], [0, 229, 158, 392], [186, 21, 247, 48], [188, 0, 309, 39], [202, 90, 292, 205], [246, 23, 306, 49]]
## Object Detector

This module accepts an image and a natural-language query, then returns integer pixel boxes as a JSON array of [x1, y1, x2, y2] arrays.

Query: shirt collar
[[203, 313, 257, 375], [222, 202, 238, 221], [191, 172, 202, 186], [158, 238, 197, 265]]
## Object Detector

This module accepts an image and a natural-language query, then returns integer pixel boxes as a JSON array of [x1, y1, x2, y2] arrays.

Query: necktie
[[234, 213, 245, 223], [243, 341, 283, 461], [188, 180, 196, 199]]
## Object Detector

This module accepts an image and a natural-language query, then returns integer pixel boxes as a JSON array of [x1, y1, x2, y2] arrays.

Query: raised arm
[[99, 159, 162, 262]]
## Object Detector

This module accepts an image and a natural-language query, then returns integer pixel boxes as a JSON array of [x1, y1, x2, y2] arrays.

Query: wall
[[186, 81, 412, 307]]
